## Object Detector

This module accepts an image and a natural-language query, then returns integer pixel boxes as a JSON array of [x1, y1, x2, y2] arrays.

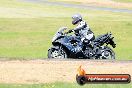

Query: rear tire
[[99, 46, 115, 59], [48, 46, 68, 59]]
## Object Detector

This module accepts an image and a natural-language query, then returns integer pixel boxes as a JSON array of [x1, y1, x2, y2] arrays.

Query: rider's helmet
[[72, 14, 82, 25]]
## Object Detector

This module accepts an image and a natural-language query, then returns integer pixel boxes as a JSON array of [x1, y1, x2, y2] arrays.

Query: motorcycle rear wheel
[[48, 46, 67, 59], [99, 46, 115, 59]]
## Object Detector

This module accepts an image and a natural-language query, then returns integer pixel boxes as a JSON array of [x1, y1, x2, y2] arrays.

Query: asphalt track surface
[[21, 0, 132, 13], [0, 59, 131, 84]]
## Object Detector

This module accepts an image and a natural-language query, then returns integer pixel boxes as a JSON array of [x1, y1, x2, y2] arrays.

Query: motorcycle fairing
[[52, 36, 84, 58]]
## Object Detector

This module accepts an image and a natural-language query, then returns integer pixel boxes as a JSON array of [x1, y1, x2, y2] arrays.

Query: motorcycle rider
[[69, 14, 95, 45]]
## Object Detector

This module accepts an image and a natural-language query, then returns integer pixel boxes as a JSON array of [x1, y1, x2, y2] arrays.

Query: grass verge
[[0, 82, 131, 88], [112, 0, 132, 3]]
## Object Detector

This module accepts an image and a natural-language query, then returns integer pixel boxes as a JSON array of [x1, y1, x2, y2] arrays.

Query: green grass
[[0, 83, 131, 88], [112, 0, 132, 3], [0, 0, 132, 59]]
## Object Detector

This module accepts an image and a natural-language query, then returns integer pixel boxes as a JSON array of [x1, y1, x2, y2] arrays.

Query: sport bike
[[48, 27, 116, 59]]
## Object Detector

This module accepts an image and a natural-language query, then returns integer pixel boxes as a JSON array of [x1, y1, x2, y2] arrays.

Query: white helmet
[[72, 14, 82, 25]]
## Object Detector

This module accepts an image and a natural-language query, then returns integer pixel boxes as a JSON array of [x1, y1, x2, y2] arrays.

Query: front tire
[[48, 46, 68, 59]]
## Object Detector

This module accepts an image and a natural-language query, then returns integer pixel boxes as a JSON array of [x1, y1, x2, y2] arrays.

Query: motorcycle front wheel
[[48, 46, 68, 59]]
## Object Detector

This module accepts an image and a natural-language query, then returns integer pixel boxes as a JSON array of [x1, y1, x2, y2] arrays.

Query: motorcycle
[[48, 27, 116, 59]]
